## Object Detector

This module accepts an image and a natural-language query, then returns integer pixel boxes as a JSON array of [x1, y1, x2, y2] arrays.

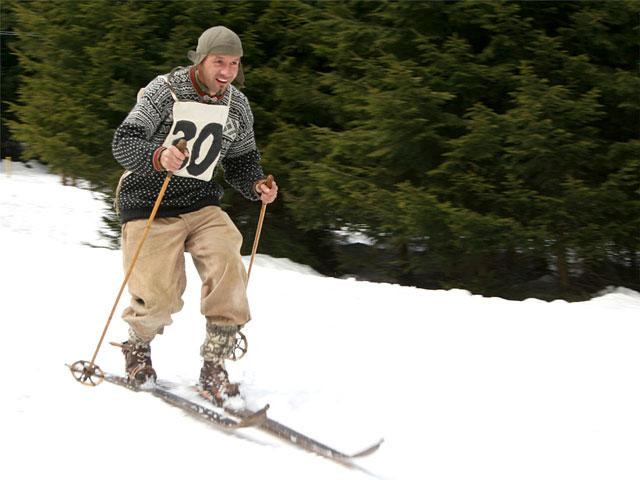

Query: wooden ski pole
[[69, 139, 187, 385], [247, 174, 274, 283], [86, 172, 173, 371]]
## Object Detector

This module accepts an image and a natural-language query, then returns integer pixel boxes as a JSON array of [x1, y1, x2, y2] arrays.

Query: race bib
[[162, 99, 230, 182]]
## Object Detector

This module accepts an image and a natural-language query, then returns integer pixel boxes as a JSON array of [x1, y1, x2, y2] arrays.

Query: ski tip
[[350, 438, 384, 458], [235, 405, 269, 428]]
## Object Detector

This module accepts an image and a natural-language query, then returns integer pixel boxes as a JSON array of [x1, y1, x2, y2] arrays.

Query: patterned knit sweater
[[112, 66, 265, 224]]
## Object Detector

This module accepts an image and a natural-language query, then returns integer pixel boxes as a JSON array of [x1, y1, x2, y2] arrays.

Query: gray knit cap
[[188, 26, 245, 86], [188, 26, 243, 63]]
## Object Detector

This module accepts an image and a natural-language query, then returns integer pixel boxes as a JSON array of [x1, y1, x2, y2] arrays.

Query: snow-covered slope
[[2, 162, 639, 480]]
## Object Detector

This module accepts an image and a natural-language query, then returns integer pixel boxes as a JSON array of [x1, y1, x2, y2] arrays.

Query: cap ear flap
[[188, 50, 207, 65], [233, 63, 245, 88]]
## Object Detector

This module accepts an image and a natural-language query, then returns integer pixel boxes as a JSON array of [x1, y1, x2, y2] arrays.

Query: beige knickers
[[121, 206, 250, 343]]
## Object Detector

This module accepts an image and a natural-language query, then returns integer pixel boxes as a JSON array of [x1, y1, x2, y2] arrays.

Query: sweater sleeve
[[222, 150, 265, 201], [221, 92, 265, 201], [112, 76, 172, 175]]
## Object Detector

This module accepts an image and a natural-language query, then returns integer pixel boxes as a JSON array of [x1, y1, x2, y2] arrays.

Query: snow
[[1, 161, 639, 480]]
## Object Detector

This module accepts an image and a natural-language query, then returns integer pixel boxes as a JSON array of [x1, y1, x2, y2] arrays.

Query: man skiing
[[111, 26, 277, 404]]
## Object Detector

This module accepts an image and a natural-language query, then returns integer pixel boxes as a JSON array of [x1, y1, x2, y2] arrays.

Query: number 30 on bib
[[162, 100, 231, 182]]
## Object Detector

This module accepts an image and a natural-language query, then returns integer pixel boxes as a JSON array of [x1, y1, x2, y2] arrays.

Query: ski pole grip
[[175, 138, 188, 154], [265, 174, 274, 188], [169, 138, 189, 174]]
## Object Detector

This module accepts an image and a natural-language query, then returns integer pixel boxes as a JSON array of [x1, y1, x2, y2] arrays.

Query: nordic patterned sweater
[[112, 66, 264, 224]]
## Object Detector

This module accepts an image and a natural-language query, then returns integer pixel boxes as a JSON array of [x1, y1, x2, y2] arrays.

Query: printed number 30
[[172, 120, 223, 176]]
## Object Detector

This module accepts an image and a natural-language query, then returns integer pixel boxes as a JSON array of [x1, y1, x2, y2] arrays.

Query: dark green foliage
[[4, 0, 639, 299], [1, 0, 21, 158]]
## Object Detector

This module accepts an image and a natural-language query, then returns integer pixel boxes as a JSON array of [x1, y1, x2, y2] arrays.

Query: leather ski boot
[[117, 340, 157, 386], [199, 359, 241, 405]]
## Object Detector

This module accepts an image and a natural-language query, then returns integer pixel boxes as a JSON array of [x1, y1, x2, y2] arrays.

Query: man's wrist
[[152, 147, 167, 171]]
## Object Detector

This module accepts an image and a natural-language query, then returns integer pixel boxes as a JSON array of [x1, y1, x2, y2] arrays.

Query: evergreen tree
[[8, 0, 172, 187], [1, 0, 20, 159], [6, 0, 638, 298]]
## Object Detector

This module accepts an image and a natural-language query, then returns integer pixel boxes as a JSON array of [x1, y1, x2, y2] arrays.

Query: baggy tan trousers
[[121, 206, 250, 345]]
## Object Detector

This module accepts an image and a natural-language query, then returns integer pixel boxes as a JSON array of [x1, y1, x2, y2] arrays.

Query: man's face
[[198, 54, 240, 96]]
